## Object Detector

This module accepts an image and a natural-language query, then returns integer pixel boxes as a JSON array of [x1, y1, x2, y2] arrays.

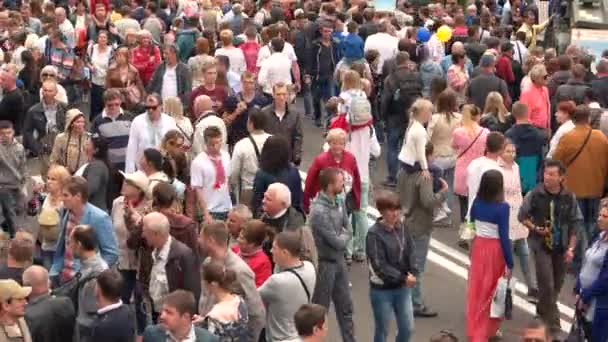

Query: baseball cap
[[0, 279, 31, 302], [119, 171, 149, 194]]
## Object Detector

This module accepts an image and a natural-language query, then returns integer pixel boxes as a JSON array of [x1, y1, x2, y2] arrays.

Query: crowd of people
[[0, 0, 606, 341]]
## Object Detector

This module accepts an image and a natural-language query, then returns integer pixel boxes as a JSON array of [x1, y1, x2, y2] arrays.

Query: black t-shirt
[[0, 264, 24, 284], [0, 88, 25, 135]]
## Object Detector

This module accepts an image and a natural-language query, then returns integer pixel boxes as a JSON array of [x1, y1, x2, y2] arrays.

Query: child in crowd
[[427, 142, 451, 223]]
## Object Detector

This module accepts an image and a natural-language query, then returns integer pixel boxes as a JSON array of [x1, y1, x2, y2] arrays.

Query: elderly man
[[191, 95, 228, 156], [23, 79, 66, 160], [23, 265, 76, 342], [55, 7, 75, 48], [125, 93, 176, 173], [226, 204, 253, 247], [147, 44, 192, 110], [440, 41, 474, 75], [142, 212, 201, 319], [91, 88, 134, 171], [198, 221, 265, 342], [0, 66, 25, 135]]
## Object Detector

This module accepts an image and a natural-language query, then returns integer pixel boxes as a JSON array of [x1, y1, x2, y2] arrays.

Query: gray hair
[[230, 204, 253, 220], [267, 183, 291, 208], [143, 212, 170, 236]]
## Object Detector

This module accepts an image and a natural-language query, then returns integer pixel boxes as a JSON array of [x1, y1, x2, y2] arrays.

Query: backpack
[[51, 271, 97, 310], [176, 30, 199, 62], [389, 73, 422, 116]]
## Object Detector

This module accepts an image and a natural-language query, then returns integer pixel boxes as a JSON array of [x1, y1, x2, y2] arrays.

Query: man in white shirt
[[466, 132, 506, 218], [55, 8, 75, 48], [230, 108, 271, 207], [258, 38, 294, 96], [191, 95, 229, 156], [191, 126, 232, 224], [512, 31, 529, 66], [125, 93, 177, 172], [364, 19, 398, 73]]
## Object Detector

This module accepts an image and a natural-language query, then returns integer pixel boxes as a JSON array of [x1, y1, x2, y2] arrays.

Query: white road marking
[[299, 170, 574, 331]]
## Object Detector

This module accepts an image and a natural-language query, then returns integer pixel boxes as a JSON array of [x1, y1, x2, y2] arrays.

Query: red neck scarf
[[209, 154, 226, 189]]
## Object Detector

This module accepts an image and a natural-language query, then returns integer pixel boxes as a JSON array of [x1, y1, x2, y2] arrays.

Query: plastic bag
[[458, 220, 476, 241], [490, 277, 512, 318]]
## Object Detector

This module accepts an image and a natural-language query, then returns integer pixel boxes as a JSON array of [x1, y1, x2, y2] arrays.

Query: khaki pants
[[240, 188, 254, 211]]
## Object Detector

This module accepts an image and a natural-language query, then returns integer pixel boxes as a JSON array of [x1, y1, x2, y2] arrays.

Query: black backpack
[[389, 73, 422, 116], [51, 271, 97, 310]]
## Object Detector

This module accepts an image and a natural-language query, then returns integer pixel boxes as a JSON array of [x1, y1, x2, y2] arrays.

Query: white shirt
[[11, 46, 26, 72], [256, 42, 297, 68], [161, 65, 178, 99], [215, 47, 247, 75], [125, 113, 177, 173], [191, 150, 232, 213], [546, 120, 575, 159], [88, 44, 112, 86], [398, 120, 429, 170], [58, 19, 75, 48], [167, 324, 196, 342], [230, 131, 271, 190], [466, 156, 503, 219], [346, 126, 381, 183], [191, 113, 228, 156], [258, 53, 292, 94], [150, 236, 172, 311], [512, 40, 529, 66], [364, 32, 398, 71]]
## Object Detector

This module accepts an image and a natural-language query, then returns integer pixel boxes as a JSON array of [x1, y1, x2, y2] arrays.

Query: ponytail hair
[[202, 260, 237, 290]]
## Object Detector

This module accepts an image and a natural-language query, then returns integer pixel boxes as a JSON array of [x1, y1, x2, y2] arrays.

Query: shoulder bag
[[284, 268, 311, 303], [457, 129, 484, 159], [566, 129, 592, 167]]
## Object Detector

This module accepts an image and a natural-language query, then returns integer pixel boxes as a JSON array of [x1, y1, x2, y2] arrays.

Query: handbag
[[490, 277, 511, 318], [458, 220, 476, 241], [126, 78, 142, 105], [566, 305, 588, 342]]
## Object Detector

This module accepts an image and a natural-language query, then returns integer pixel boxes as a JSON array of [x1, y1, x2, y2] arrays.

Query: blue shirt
[[470, 199, 514, 269]]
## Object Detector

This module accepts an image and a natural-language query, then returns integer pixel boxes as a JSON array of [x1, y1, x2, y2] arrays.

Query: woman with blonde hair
[[163, 96, 194, 150], [452, 104, 489, 225], [215, 29, 246, 75], [480, 91, 514, 133], [398, 98, 435, 180], [129, 30, 161, 84], [38, 165, 71, 269], [520, 64, 550, 130]]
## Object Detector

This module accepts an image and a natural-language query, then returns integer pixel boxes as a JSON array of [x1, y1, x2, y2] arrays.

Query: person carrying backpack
[[380, 51, 423, 187]]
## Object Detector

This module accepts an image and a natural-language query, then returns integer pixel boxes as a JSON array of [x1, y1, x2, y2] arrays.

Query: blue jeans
[[412, 234, 431, 308], [574, 198, 600, 272], [513, 238, 534, 290], [313, 78, 336, 125], [370, 286, 414, 342], [41, 250, 54, 270], [385, 127, 403, 183]]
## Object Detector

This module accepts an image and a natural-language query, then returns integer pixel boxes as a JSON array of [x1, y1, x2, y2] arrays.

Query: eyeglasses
[[41, 73, 56, 78]]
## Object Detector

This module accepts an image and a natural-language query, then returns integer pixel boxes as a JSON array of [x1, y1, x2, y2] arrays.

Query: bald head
[[143, 212, 170, 236], [194, 95, 213, 116], [23, 265, 50, 298], [451, 41, 465, 55], [55, 7, 66, 21]]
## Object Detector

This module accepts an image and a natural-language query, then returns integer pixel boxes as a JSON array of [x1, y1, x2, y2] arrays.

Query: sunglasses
[[145, 105, 159, 110], [41, 73, 56, 78]]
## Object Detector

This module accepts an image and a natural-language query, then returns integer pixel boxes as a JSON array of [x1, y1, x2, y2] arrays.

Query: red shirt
[[232, 245, 272, 287], [496, 54, 515, 84], [189, 85, 228, 114], [239, 41, 261, 74], [130, 45, 162, 84]]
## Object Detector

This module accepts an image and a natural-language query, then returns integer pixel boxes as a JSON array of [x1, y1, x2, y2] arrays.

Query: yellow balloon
[[437, 25, 453, 43]]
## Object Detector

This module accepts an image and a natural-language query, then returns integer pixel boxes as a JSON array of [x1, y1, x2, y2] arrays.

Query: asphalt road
[[294, 101, 577, 341]]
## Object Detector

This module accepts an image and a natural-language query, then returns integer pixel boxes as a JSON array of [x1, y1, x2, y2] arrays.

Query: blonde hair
[[461, 104, 482, 128], [163, 96, 184, 119], [219, 29, 233, 46], [483, 92, 509, 122], [409, 98, 433, 120], [341, 70, 361, 91], [529, 64, 548, 83], [326, 128, 347, 143], [47, 165, 71, 192]]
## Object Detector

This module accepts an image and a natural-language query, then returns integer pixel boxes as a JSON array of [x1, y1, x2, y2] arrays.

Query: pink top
[[499, 159, 529, 240], [519, 84, 550, 129], [452, 126, 489, 196]]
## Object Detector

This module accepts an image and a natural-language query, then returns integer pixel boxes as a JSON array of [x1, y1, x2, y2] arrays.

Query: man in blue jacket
[[49, 176, 118, 287]]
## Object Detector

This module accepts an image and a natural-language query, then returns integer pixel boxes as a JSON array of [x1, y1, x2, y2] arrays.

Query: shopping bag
[[505, 285, 513, 320], [566, 306, 587, 342], [490, 277, 511, 318], [458, 220, 476, 241]]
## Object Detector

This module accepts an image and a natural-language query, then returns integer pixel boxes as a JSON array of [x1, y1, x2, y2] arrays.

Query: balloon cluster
[[416, 25, 453, 43]]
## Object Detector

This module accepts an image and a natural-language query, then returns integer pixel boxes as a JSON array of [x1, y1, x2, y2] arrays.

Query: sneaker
[[382, 180, 397, 188], [353, 254, 366, 263], [527, 288, 539, 303], [345, 256, 353, 266], [413, 305, 438, 318], [457, 239, 469, 250]]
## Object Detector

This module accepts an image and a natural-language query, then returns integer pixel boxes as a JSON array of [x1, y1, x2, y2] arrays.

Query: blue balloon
[[417, 27, 431, 43]]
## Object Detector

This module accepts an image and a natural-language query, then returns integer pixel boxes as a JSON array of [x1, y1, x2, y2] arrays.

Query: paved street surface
[[295, 100, 577, 341]]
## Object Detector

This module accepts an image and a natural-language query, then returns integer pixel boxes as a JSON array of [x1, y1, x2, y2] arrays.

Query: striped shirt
[[92, 110, 134, 171], [49, 46, 75, 81]]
